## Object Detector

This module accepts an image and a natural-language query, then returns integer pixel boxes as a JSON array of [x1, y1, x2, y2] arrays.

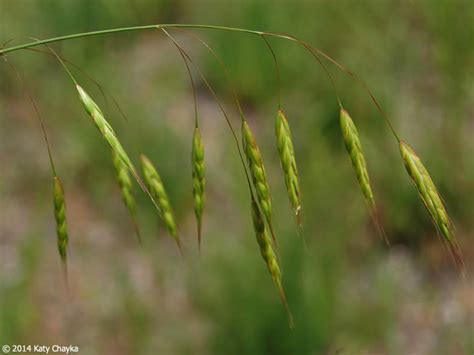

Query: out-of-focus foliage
[[1, 1, 473, 354]]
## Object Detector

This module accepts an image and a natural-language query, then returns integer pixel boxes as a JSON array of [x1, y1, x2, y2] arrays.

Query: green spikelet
[[400, 141, 464, 272], [251, 198, 293, 327], [76, 84, 167, 226], [340, 109, 388, 244], [242, 120, 278, 249], [53, 176, 68, 267], [76, 84, 135, 175], [340, 108, 375, 208], [140, 154, 180, 247], [111, 149, 141, 243], [275, 109, 302, 224], [191, 127, 205, 250]]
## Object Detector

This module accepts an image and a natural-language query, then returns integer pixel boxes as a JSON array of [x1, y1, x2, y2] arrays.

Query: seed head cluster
[[11, 31, 463, 322]]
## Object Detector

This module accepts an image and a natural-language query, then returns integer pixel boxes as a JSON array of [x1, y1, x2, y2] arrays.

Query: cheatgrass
[[1, 25, 467, 326], [275, 109, 302, 224], [399, 141, 464, 271], [140, 154, 180, 247], [191, 127, 205, 250]]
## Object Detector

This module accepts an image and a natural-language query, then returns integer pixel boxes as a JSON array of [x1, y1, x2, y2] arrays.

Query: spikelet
[[251, 198, 293, 327], [53, 176, 68, 276], [400, 141, 464, 272], [140, 154, 180, 248], [75, 84, 170, 232], [339, 108, 375, 208], [191, 127, 205, 250], [111, 149, 141, 243], [275, 109, 302, 224], [76, 84, 135, 175], [340, 109, 388, 243], [242, 120, 278, 248]]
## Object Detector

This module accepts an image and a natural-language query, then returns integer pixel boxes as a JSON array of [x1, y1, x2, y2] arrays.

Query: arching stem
[[0, 24, 401, 141]]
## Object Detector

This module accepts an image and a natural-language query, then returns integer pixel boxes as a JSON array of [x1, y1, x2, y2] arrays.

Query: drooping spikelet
[[340, 109, 388, 244], [111, 149, 141, 243], [76, 85, 135, 175], [53, 176, 68, 268], [339, 108, 375, 208], [75, 85, 169, 232], [140, 154, 180, 248], [275, 109, 302, 224], [399, 141, 464, 272], [242, 120, 278, 248], [191, 127, 205, 250], [251, 198, 293, 327]]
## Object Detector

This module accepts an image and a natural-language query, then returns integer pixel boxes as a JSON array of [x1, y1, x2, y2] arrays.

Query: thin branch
[[261, 35, 282, 110], [162, 33, 199, 127], [160, 28, 255, 199], [1, 55, 57, 176], [25, 48, 116, 118], [174, 28, 247, 122]]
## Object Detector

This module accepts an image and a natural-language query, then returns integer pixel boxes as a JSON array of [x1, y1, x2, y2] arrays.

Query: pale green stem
[[1, 56, 57, 176], [160, 28, 256, 199], [261, 35, 282, 110], [0, 23, 400, 140]]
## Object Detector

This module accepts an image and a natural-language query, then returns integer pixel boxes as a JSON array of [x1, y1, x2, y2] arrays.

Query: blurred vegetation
[[0, 1, 473, 354]]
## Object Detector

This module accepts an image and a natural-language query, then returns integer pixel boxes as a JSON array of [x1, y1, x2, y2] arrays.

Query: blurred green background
[[1, 1, 473, 354]]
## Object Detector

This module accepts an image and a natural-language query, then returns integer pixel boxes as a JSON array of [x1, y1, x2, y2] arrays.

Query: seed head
[[340, 109, 389, 244], [191, 127, 205, 250], [340, 108, 375, 208], [251, 198, 293, 326], [400, 141, 464, 272], [53, 176, 68, 265], [275, 110, 302, 224], [111, 149, 141, 243], [140, 154, 179, 244], [242, 120, 278, 248], [76, 85, 135, 174]]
